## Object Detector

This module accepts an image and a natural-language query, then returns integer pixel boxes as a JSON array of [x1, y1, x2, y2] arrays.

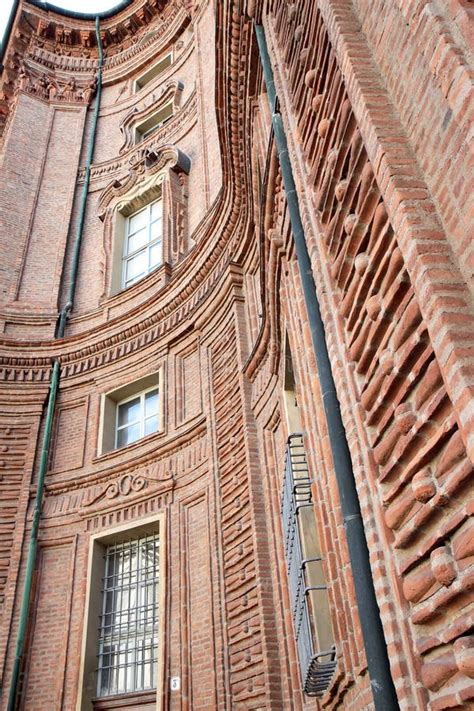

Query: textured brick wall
[[0, 0, 472, 710]]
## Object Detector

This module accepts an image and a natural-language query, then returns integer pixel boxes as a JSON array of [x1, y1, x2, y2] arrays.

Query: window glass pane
[[144, 415, 159, 436], [117, 423, 141, 448], [118, 396, 141, 427], [149, 242, 162, 269], [127, 227, 148, 254], [128, 208, 147, 234], [150, 219, 162, 242], [126, 250, 148, 283], [145, 390, 159, 417], [151, 200, 162, 220]]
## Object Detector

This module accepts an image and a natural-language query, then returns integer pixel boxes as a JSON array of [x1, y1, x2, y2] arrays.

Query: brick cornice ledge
[[317, 0, 474, 462]]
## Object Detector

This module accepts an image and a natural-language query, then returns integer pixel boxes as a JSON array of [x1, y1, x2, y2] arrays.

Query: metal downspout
[[255, 24, 399, 711], [58, 15, 104, 338], [6, 18, 104, 711]]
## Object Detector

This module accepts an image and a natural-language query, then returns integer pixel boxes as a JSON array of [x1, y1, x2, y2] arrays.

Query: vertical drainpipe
[[6, 18, 104, 711], [254, 24, 400, 711], [57, 15, 104, 338]]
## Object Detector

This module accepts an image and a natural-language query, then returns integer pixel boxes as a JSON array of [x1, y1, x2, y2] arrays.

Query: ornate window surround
[[119, 80, 184, 153], [98, 145, 191, 297]]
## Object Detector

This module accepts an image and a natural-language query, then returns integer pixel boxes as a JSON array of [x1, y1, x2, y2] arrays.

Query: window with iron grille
[[282, 434, 336, 696], [97, 532, 160, 697]]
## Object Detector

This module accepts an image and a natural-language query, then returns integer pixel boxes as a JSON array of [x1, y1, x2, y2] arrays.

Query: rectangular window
[[99, 372, 162, 456], [282, 434, 336, 696], [135, 103, 174, 144], [134, 53, 173, 92], [122, 199, 162, 289], [116, 387, 159, 448], [77, 515, 165, 711], [97, 532, 161, 698]]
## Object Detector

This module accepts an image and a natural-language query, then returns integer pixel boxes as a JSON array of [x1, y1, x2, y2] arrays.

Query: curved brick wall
[[0, 0, 472, 709]]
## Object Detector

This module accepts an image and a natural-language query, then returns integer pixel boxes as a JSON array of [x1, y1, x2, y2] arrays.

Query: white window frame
[[98, 371, 163, 456], [115, 384, 160, 449], [134, 51, 173, 92], [122, 198, 163, 289]]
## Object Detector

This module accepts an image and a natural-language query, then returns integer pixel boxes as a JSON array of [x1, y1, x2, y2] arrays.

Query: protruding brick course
[[0, 1, 472, 709]]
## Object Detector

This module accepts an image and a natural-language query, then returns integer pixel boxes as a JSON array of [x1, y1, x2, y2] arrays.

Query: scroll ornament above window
[[119, 79, 184, 153], [98, 145, 191, 291]]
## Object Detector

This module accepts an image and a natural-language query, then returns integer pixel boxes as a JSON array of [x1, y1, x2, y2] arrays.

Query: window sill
[[106, 261, 172, 302], [93, 689, 157, 709], [96, 428, 166, 462]]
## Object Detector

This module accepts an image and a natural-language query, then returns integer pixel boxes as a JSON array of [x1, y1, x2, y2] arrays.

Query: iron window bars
[[97, 533, 160, 697], [282, 434, 336, 696]]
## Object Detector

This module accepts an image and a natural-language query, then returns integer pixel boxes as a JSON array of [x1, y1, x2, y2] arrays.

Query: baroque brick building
[[0, 0, 473, 709]]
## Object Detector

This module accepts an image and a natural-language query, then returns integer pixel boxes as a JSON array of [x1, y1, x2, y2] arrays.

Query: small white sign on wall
[[170, 677, 181, 691]]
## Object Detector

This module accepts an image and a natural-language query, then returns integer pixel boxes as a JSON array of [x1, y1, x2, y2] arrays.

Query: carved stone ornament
[[14, 62, 96, 105], [98, 143, 190, 219], [119, 79, 184, 153]]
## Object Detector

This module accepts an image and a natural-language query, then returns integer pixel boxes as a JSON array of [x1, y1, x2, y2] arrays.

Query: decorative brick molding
[[0, 0, 472, 709]]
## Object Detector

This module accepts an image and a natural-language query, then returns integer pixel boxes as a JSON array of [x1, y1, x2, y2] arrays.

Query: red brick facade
[[0, 1, 473, 709]]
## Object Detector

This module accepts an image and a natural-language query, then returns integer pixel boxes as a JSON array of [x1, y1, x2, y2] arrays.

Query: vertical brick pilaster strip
[[209, 310, 271, 708]]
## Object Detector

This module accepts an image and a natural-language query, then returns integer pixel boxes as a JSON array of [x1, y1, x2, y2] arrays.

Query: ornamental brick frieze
[[42, 425, 207, 520], [0, 16, 33, 101], [26, 43, 97, 74], [209, 318, 268, 705], [246, 226, 285, 415], [0, 361, 52, 383], [21, 3, 188, 78], [103, 6, 190, 79], [81, 469, 174, 511], [0, 420, 33, 612], [83, 491, 173, 535], [244, 159, 289, 413], [245, 175, 285, 377], [21, 0, 174, 59], [0, 232, 235, 382], [267, 1, 474, 704], [59, 260, 226, 378], [13, 62, 96, 105]]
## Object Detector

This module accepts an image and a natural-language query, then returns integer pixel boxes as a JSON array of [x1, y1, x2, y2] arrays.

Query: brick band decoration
[[0, 0, 472, 710]]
